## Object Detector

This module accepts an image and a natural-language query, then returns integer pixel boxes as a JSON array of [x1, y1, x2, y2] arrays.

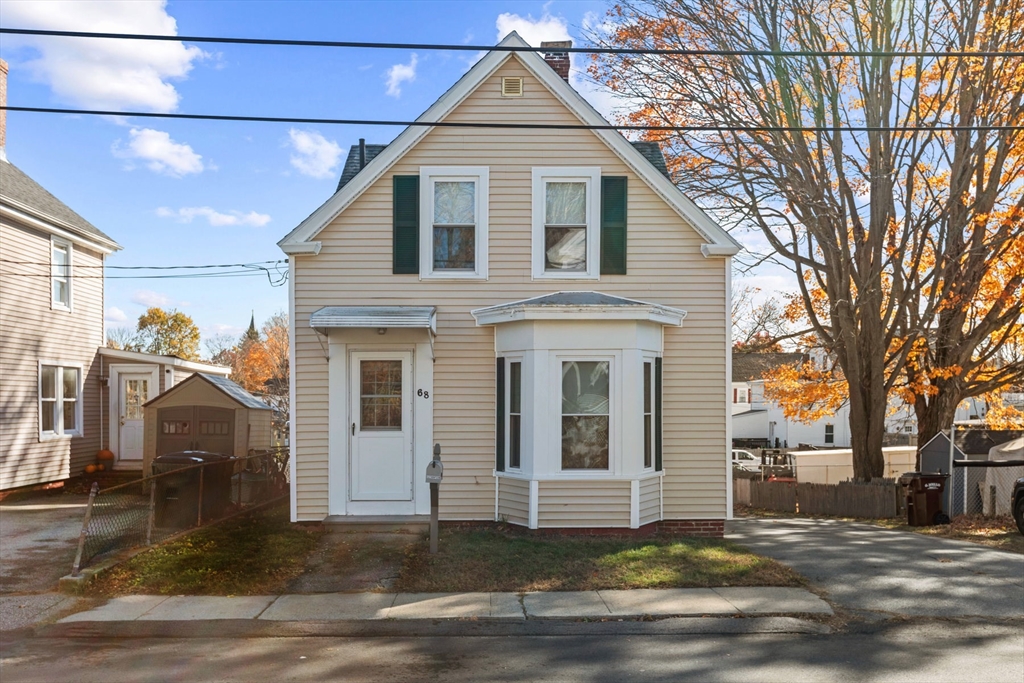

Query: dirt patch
[[286, 532, 420, 593]]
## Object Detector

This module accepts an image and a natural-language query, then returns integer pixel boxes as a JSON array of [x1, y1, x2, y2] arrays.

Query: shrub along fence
[[71, 448, 289, 576], [736, 478, 904, 518]]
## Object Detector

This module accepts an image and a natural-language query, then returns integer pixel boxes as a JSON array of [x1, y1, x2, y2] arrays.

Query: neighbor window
[[532, 168, 600, 279], [643, 361, 653, 469], [420, 167, 489, 278], [39, 364, 81, 438], [508, 361, 522, 469], [825, 423, 835, 444], [51, 240, 71, 309], [738, 388, 747, 404], [561, 360, 610, 469]]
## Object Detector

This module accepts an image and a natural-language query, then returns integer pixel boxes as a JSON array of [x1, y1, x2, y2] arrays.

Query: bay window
[[508, 360, 522, 470], [561, 360, 610, 470]]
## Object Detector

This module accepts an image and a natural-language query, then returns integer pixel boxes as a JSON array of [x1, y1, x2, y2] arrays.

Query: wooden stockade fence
[[737, 479, 904, 518]]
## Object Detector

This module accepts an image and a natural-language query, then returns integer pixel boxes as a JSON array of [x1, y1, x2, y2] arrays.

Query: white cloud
[[156, 206, 271, 227], [385, 53, 418, 97], [104, 306, 128, 323], [287, 129, 343, 179], [112, 128, 204, 177], [132, 290, 170, 307], [496, 12, 572, 47], [1, 0, 206, 112], [203, 323, 244, 337]]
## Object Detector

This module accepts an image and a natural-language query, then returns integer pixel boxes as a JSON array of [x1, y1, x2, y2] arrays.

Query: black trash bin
[[152, 451, 236, 529], [898, 472, 950, 526]]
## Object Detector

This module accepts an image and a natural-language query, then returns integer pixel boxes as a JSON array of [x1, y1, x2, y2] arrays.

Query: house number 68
[[417, 389, 430, 399]]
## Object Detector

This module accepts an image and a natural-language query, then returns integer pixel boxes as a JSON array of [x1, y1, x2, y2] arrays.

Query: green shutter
[[393, 175, 419, 274], [495, 358, 506, 472], [655, 357, 663, 471], [601, 176, 627, 275]]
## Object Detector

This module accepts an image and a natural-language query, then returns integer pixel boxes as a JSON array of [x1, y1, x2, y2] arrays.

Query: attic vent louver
[[501, 77, 523, 97]]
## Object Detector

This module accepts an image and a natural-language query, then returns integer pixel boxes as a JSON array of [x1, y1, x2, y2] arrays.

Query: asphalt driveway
[[0, 494, 89, 594], [727, 518, 1024, 619]]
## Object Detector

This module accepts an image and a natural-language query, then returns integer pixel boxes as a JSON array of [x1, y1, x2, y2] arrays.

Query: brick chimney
[[0, 59, 8, 161], [540, 41, 571, 82]]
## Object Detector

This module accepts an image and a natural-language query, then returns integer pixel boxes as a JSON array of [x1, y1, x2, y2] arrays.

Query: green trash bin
[[152, 452, 236, 529]]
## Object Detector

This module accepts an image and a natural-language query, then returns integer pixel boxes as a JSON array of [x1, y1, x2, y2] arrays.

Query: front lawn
[[87, 504, 323, 596], [395, 527, 804, 592]]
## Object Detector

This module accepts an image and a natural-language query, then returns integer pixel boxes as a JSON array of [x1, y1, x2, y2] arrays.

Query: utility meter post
[[426, 443, 443, 553]]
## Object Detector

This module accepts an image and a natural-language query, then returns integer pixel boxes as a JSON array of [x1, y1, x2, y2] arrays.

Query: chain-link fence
[[950, 460, 1024, 517], [71, 448, 289, 575]]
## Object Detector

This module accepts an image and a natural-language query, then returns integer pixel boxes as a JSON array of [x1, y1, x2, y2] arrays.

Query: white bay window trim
[[531, 167, 601, 280], [50, 236, 73, 312], [38, 360, 84, 440], [419, 166, 489, 279]]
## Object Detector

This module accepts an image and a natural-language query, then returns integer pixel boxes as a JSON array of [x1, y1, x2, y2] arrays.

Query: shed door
[[157, 406, 194, 455], [195, 406, 235, 456]]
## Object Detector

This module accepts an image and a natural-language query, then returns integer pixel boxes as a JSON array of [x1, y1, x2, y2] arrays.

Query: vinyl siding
[[537, 479, 632, 528], [496, 476, 529, 526], [0, 218, 104, 490], [291, 55, 728, 521], [639, 476, 661, 526]]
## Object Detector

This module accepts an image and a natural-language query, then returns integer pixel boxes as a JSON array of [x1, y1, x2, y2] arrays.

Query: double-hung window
[[643, 360, 654, 470], [420, 167, 488, 278], [51, 239, 72, 310], [39, 363, 82, 439], [825, 423, 835, 445], [532, 168, 601, 279], [561, 360, 610, 470], [508, 360, 522, 470]]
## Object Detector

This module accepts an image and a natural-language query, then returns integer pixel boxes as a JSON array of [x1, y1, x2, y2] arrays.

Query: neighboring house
[[278, 34, 741, 534], [731, 351, 852, 449], [0, 60, 228, 490]]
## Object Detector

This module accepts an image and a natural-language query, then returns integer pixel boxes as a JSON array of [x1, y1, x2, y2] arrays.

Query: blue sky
[[1, 0, 788, 353]]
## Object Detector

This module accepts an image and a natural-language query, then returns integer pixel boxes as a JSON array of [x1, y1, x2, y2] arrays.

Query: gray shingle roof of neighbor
[[334, 141, 671, 193], [197, 373, 274, 411], [0, 159, 120, 248], [732, 351, 808, 382]]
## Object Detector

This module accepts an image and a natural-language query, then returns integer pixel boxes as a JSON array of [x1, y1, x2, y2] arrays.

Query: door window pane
[[360, 360, 403, 430], [561, 361, 610, 469], [125, 379, 147, 420], [433, 181, 476, 270]]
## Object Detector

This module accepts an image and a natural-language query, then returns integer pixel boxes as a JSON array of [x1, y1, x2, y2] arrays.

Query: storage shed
[[142, 373, 273, 473]]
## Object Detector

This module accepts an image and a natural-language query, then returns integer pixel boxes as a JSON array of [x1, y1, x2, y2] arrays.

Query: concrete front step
[[323, 515, 430, 533]]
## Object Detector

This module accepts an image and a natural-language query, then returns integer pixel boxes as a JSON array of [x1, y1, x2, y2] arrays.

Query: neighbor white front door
[[349, 352, 413, 501], [118, 374, 150, 462]]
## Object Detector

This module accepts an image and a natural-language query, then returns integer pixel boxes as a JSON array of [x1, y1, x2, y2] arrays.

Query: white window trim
[[50, 237, 73, 312], [531, 167, 601, 280], [506, 356, 524, 472], [552, 353, 619, 476], [419, 166, 489, 280], [38, 360, 84, 441]]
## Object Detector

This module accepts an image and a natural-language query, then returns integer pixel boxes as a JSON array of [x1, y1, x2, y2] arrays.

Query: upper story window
[[825, 423, 835, 444], [40, 363, 82, 439], [532, 168, 601, 279], [420, 167, 489, 279], [51, 239, 72, 310]]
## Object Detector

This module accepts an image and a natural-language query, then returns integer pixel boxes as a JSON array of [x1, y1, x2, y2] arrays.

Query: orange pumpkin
[[84, 464, 97, 474], [96, 463, 106, 472], [97, 449, 115, 461]]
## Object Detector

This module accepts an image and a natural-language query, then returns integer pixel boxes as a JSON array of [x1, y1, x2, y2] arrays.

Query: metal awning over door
[[310, 306, 436, 334]]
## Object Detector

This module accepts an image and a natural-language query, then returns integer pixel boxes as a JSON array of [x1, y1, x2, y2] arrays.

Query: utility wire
[[0, 258, 286, 269], [2, 106, 1020, 132], [2, 27, 1022, 58]]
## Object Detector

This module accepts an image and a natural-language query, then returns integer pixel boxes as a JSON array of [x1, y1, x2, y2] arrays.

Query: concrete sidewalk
[[57, 587, 831, 623]]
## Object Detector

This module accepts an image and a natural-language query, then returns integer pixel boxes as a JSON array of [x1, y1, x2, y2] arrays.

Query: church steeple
[[245, 311, 259, 341]]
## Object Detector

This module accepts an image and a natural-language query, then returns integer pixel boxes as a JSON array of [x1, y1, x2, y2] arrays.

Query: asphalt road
[[1, 623, 1021, 682], [727, 518, 1024, 618]]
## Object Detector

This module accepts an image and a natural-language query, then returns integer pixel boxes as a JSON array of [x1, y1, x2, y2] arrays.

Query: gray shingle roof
[[333, 140, 670, 193], [336, 143, 388, 192], [197, 373, 273, 410], [732, 352, 808, 382], [512, 292, 655, 307], [0, 159, 119, 248]]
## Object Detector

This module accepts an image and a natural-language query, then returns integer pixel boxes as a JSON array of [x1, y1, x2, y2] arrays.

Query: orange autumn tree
[[591, 0, 1024, 478]]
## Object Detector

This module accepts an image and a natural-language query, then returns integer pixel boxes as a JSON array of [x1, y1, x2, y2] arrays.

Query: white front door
[[119, 374, 150, 461], [349, 352, 413, 501]]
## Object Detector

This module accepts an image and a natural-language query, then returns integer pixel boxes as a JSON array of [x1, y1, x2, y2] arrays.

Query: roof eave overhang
[[279, 241, 322, 255], [472, 304, 686, 327], [276, 31, 742, 258], [98, 347, 231, 374], [1, 201, 122, 254]]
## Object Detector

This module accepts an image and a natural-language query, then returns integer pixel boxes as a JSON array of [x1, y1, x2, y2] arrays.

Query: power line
[[0, 258, 286, 269], [2, 27, 1022, 58], [3, 106, 1020, 132]]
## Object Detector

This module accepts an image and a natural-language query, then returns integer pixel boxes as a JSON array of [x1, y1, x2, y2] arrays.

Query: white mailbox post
[[426, 444, 443, 553]]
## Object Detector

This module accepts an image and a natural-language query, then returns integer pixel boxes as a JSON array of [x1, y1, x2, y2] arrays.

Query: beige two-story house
[[278, 34, 741, 534]]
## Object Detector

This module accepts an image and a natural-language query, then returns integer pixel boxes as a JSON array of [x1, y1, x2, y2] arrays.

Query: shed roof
[[0, 159, 120, 250], [145, 372, 272, 410]]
